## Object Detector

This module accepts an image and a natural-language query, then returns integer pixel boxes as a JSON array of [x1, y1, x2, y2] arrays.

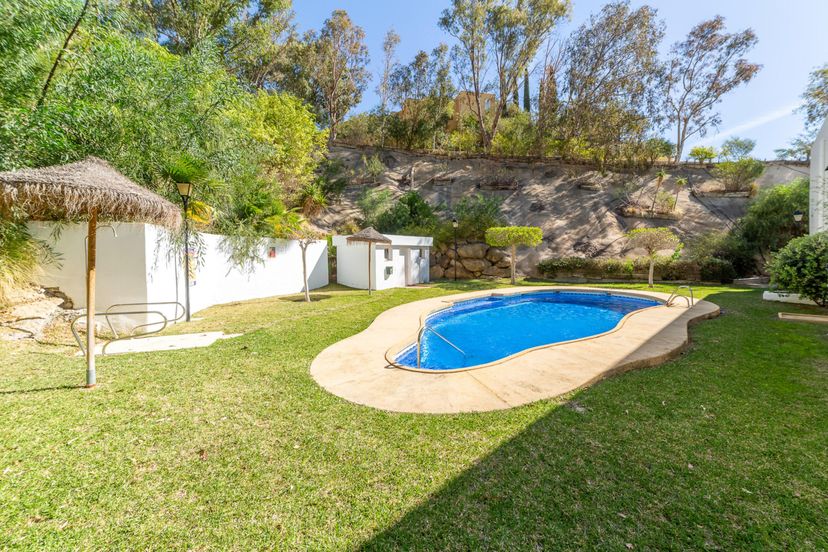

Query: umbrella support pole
[[86, 212, 97, 387]]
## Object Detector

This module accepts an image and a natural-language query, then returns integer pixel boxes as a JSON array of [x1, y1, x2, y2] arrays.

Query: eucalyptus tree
[[799, 64, 828, 138], [126, 0, 296, 90], [664, 16, 761, 163], [0, 0, 104, 110], [777, 64, 826, 160], [298, 10, 370, 143], [389, 44, 455, 149], [127, 0, 292, 54], [439, 0, 569, 149], [556, 1, 665, 165], [376, 29, 400, 147]]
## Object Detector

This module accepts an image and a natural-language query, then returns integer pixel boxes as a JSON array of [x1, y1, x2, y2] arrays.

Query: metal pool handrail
[[666, 285, 694, 308], [104, 301, 186, 338], [416, 325, 466, 369], [71, 301, 186, 356]]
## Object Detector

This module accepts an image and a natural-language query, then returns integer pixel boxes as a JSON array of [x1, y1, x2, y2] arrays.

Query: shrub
[[536, 256, 697, 281], [315, 158, 350, 201], [356, 188, 392, 227], [338, 113, 380, 146], [689, 146, 716, 164], [374, 191, 438, 236], [654, 190, 676, 214], [642, 138, 675, 166], [699, 258, 737, 283], [491, 111, 534, 156], [713, 158, 765, 192], [297, 182, 327, 217], [0, 220, 58, 307], [768, 232, 828, 307], [436, 194, 505, 244], [686, 230, 757, 277], [361, 154, 386, 184], [738, 178, 809, 256]]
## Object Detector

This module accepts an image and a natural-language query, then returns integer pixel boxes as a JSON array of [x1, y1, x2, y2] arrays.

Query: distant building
[[810, 116, 828, 233], [447, 91, 498, 131]]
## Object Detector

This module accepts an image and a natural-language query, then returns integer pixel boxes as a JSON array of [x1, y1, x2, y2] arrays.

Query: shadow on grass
[[359, 289, 827, 550], [0, 384, 85, 395], [277, 294, 334, 303]]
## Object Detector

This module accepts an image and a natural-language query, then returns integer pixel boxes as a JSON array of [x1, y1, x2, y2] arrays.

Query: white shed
[[333, 233, 433, 291]]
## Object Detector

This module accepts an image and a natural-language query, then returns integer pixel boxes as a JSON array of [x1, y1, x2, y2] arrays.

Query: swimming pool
[[393, 291, 661, 371]]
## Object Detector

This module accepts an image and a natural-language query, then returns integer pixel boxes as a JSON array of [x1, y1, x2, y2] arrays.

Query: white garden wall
[[29, 222, 328, 331], [811, 116, 828, 234]]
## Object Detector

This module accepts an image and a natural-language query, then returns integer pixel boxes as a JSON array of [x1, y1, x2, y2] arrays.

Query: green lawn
[[1, 281, 826, 550]]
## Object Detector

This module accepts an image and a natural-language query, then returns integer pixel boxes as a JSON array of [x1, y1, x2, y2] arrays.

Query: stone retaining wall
[[430, 241, 513, 279]]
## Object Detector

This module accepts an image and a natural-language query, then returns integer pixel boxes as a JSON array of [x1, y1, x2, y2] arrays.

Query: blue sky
[[293, 1, 827, 159]]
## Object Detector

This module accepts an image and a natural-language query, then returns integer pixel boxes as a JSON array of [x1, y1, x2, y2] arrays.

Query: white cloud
[[685, 102, 800, 152]]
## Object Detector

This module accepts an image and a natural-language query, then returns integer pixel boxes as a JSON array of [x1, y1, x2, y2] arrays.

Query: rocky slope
[[317, 145, 807, 276]]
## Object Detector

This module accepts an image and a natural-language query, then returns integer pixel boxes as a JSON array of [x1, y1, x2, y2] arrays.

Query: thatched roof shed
[[346, 227, 391, 245], [0, 156, 181, 229], [0, 156, 182, 388], [345, 228, 390, 295]]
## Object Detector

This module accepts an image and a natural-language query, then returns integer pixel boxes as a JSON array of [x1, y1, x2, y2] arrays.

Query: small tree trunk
[[510, 244, 517, 285], [37, 0, 91, 109], [649, 179, 662, 215], [648, 258, 655, 288], [301, 243, 310, 302]]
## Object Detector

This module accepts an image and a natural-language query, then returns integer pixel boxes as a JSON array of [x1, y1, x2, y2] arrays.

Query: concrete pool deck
[[310, 287, 720, 414]]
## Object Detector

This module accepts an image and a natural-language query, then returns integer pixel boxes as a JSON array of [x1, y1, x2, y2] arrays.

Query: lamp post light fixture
[[452, 218, 459, 281], [793, 209, 804, 223], [177, 181, 193, 322]]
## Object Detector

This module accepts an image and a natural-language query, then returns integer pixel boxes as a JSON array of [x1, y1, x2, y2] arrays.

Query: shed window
[[384, 247, 393, 261]]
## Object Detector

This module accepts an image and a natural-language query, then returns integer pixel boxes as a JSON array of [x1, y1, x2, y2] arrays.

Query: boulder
[[446, 260, 475, 279], [496, 258, 512, 269], [439, 255, 451, 269], [461, 258, 488, 273], [457, 242, 488, 259], [430, 265, 445, 280], [482, 265, 511, 278], [485, 247, 507, 263]]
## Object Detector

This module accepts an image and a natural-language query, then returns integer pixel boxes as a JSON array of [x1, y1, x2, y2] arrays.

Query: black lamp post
[[793, 209, 804, 236], [452, 218, 458, 281], [177, 181, 193, 322]]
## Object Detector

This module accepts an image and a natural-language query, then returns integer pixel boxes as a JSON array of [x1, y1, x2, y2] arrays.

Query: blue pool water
[[395, 291, 659, 370]]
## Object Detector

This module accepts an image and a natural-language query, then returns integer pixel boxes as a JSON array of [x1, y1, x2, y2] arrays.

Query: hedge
[[537, 257, 709, 282]]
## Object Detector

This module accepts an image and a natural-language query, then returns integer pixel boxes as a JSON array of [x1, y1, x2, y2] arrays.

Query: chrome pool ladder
[[666, 285, 694, 308], [416, 326, 466, 369], [71, 301, 186, 356]]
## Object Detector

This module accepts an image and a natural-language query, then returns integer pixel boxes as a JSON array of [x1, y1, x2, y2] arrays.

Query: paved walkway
[[310, 287, 719, 414], [76, 332, 241, 356]]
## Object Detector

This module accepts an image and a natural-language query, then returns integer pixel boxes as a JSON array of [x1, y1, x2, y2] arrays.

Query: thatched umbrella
[[346, 227, 391, 295], [0, 157, 181, 387]]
